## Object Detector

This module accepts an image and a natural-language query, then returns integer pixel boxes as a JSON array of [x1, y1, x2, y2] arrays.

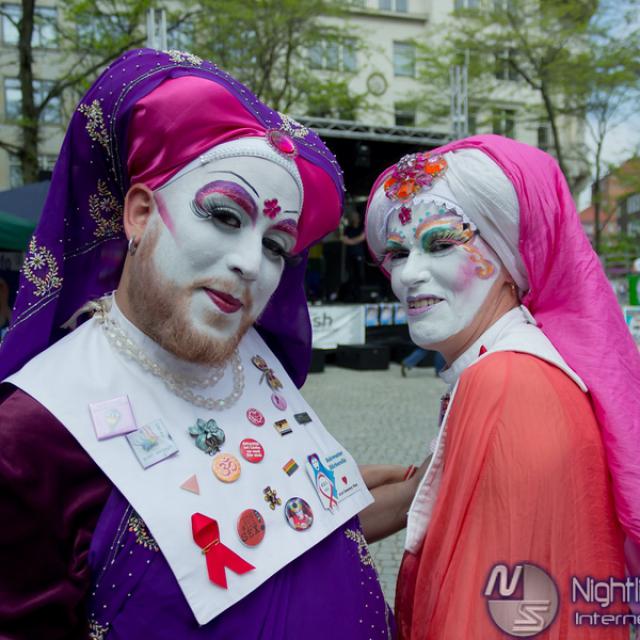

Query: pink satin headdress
[[367, 133, 640, 555], [127, 76, 341, 253]]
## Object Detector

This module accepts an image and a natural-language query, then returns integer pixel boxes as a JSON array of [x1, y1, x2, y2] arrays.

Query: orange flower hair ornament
[[383, 152, 448, 202]]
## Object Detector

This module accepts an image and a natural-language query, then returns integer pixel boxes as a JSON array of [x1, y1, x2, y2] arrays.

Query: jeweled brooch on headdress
[[265, 112, 309, 159], [383, 153, 447, 201]]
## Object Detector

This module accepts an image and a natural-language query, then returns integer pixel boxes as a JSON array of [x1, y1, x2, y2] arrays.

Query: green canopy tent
[[0, 210, 36, 251], [0, 180, 49, 252]]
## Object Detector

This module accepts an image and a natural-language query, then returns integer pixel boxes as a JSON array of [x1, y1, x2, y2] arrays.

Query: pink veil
[[368, 134, 640, 555]]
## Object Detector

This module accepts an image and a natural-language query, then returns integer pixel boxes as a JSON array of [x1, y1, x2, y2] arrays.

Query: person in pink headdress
[[363, 134, 640, 639]]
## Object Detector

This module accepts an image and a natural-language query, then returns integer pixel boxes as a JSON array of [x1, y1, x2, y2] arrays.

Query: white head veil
[[365, 148, 529, 293]]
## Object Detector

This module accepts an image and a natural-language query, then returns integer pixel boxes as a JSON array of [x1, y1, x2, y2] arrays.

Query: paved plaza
[[300, 361, 448, 605]]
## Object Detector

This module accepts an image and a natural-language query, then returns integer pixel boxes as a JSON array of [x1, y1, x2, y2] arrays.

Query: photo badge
[[126, 419, 178, 469], [284, 497, 314, 531]]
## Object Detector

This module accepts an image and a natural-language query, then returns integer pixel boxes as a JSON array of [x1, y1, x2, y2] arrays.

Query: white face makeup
[[129, 153, 301, 363], [384, 201, 500, 350]]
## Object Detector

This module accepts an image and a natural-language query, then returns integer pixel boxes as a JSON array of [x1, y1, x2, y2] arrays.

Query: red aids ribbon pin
[[191, 513, 255, 589]]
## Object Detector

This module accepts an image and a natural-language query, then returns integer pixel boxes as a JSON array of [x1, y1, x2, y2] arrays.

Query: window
[[393, 41, 415, 77], [9, 153, 57, 187], [4, 78, 61, 124], [627, 193, 640, 216], [4, 77, 21, 121], [1, 4, 57, 47], [33, 6, 56, 47], [492, 108, 516, 138], [379, 0, 408, 11], [308, 40, 357, 73], [494, 49, 519, 81], [493, 0, 516, 11], [454, 0, 479, 9], [537, 121, 551, 151], [343, 39, 357, 72], [1, 4, 19, 45], [394, 103, 415, 127], [76, 14, 122, 45], [167, 20, 194, 51], [9, 153, 21, 188]]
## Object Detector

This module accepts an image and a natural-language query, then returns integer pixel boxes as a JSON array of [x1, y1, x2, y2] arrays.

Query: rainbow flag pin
[[282, 458, 299, 476]]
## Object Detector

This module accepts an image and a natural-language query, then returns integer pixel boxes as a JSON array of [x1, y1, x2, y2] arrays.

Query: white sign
[[309, 305, 365, 349]]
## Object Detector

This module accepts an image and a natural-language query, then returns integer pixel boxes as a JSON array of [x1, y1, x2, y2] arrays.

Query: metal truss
[[294, 116, 452, 146]]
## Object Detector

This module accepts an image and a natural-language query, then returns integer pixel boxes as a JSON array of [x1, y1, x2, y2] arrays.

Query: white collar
[[438, 305, 586, 392]]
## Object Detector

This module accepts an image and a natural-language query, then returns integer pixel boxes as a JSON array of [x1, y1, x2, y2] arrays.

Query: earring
[[128, 236, 138, 256], [510, 282, 518, 297]]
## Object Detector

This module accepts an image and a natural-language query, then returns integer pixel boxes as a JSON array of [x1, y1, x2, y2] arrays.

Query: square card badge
[[126, 419, 179, 469], [305, 451, 361, 511], [89, 395, 137, 440]]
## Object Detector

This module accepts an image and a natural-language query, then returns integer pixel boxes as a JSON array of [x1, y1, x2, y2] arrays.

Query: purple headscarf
[[0, 48, 344, 387]]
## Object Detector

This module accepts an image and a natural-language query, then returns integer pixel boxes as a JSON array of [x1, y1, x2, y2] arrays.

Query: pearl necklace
[[93, 298, 245, 411]]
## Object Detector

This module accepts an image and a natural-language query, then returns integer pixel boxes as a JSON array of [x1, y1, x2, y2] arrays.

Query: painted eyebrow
[[271, 218, 299, 239], [206, 170, 259, 198], [414, 214, 461, 240], [195, 180, 258, 221], [385, 232, 405, 246]]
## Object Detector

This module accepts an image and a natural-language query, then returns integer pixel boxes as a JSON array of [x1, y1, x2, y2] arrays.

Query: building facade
[[0, 0, 587, 194], [580, 158, 640, 241]]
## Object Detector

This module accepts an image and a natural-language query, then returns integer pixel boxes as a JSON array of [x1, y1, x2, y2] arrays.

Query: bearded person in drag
[[0, 49, 396, 639]]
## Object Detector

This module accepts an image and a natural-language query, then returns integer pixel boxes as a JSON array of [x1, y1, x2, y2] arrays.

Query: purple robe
[[0, 388, 396, 639]]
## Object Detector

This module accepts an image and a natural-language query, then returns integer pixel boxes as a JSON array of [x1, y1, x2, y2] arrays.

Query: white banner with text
[[309, 305, 366, 349]]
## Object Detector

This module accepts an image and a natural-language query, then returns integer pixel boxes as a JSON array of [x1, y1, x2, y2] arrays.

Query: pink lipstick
[[205, 288, 243, 314]]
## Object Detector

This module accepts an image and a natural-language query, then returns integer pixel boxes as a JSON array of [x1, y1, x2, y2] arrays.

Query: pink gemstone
[[266, 129, 298, 158]]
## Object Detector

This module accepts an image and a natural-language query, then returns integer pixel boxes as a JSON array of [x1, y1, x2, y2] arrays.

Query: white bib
[[7, 315, 372, 625]]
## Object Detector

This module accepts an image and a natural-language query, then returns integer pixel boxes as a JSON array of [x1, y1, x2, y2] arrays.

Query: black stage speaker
[[335, 344, 389, 371], [309, 348, 326, 373]]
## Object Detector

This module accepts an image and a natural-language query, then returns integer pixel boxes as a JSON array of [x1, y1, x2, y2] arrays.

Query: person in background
[[340, 209, 366, 301], [400, 348, 445, 377]]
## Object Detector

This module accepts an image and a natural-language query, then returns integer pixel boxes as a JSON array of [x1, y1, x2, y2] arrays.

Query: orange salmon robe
[[396, 351, 627, 639]]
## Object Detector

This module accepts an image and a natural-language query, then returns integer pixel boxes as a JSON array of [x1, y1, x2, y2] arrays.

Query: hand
[[359, 464, 412, 490]]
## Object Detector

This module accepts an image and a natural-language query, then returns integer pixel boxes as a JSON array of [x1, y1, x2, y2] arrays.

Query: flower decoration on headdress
[[263, 199, 281, 219], [383, 152, 447, 202], [399, 205, 412, 225]]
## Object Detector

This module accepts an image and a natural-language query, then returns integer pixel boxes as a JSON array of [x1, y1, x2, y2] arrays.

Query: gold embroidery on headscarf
[[127, 511, 160, 552], [89, 180, 123, 239], [78, 100, 109, 153], [22, 236, 63, 298], [344, 528, 376, 570], [165, 49, 203, 66], [88, 618, 110, 640]]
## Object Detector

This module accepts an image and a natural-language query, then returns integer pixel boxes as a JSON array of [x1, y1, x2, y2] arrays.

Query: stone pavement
[[300, 362, 448, 605]]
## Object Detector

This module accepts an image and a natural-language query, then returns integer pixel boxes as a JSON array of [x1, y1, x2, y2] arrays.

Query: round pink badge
[[246, 408, 265, 426], [271, 392, 287, 411], [239, 438, 265, 463]]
